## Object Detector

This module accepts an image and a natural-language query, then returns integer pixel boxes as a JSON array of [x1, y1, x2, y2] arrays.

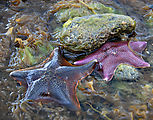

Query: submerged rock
[[114, 64, 140, 81], [7, 14, 54, 68], [59, 13, 135, 53], [52, 0, 114, 22]]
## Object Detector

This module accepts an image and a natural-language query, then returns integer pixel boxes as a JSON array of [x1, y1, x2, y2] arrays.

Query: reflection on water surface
[[0, 0, 153, 119]]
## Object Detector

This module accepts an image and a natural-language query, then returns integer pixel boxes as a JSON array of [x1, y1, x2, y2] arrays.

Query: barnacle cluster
[[59, 13, 135, 53]]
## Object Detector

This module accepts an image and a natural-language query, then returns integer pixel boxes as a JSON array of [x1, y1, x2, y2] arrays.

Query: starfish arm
[[48, 76, 80, 111], [22, 74, 76, 110], [44, 47, 73, 69], [130, 41, 147, 53], [123, 52, 150, 68], [21, 73, 72, 105], [25, 75, 81, 111], [55, 60, 96, 110], [23, 76, 49, 101], [22, 75, 69, 104], [74, 49, 106, 65], [100, 48, 150, 81], [9, 47, 69, 87], [74, 54, 98, 65], [9, 68, 46, 87]]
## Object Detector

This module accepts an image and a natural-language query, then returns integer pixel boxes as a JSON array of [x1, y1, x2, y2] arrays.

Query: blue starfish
[[10, 47, 96, 111]]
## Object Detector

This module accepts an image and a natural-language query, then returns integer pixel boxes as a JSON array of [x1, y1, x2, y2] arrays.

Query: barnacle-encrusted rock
[[53, 0, 114, 22], [60, 13, 136, 53], [114, 64, 140, 81]]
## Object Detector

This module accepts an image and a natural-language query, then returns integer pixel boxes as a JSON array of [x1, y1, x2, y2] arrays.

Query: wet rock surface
[[114, 64, 141, 81], [59, 13, 135, 53], [0, 0, 153, 120]]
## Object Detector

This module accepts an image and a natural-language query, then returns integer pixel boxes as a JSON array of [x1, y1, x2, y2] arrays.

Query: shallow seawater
[[0, 0, 153, 120]]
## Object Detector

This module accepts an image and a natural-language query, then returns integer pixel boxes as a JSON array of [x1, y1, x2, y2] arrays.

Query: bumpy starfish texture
[[10, 47, 96, 111], [74, 41, 150, 81]]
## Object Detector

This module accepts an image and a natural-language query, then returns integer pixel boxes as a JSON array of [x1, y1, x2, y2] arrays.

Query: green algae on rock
[[114, 64, 140, 81], [7, 14, 54, 68], [9, 40, 53, 68], [53, 0, 114, 22], [59, 13, 136, 53]]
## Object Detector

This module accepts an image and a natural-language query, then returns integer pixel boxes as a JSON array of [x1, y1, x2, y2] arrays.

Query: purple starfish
[[74, 41, 150, 81]]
